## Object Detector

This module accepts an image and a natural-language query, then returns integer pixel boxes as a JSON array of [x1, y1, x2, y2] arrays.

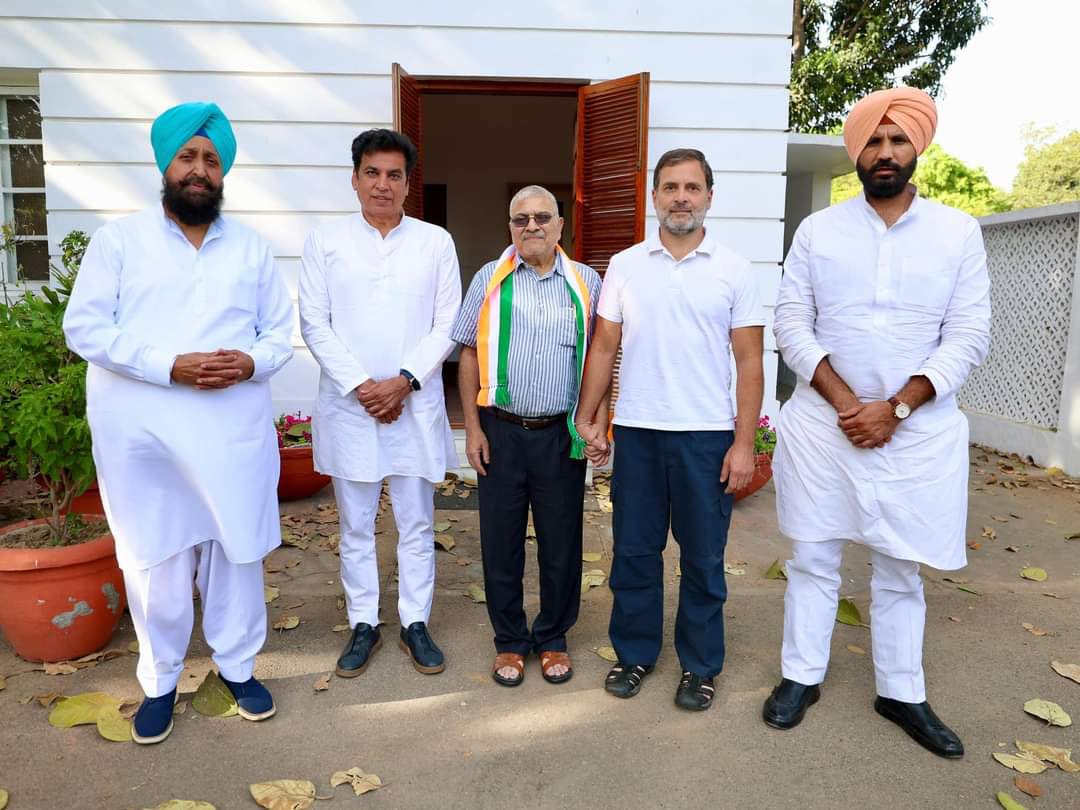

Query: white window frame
[[0, 86, 48, 293]]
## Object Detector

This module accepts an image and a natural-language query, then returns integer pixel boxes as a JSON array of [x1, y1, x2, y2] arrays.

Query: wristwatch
[[399, 369, 421, 391], [888, 396, 911, 420]]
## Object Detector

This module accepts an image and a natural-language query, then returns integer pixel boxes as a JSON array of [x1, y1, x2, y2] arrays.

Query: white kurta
[[773, 192, 991, 570], [64, 207, 294, 571], [299, 213, 461, 482]]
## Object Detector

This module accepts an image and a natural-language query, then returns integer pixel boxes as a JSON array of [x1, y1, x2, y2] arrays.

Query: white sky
[[933, 0, 1080, 189]]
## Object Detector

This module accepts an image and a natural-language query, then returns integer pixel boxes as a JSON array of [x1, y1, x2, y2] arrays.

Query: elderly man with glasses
[[451, 185, 605, 687]]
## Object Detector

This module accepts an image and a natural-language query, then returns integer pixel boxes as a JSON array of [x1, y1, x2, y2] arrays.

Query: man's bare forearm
[[810, 357, 860, 412], [893, 375, 936, 412]]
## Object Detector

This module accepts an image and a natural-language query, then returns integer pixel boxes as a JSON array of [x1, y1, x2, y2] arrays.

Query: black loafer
[[675, 671, 716, 711], [335, 622, 382, 678], [763, 678, 821, 729], [874, 696, 965, 758], [604, 663, 653, 698], [399, 621, 445, 674]]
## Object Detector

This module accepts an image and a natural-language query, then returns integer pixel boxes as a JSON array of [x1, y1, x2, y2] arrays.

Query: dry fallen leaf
[[173, 701, 188, 716], [942, 576, 969, 584], [764, 559, 788, 580], [330, 767, 383, 796], [1005, 545, 1019, 552], [948, 616, 963, 623], [836, 598, 867, 627], [1012, 776, 1041, 798], [145, 801, 217, 810], [283, 601, 305, 610], [331, 623, 350, 633], [1015, 739, 1080, 772], [582, 552, 602, 562], [0, 676, 5, 692], [434, 534, 456, 552], [846, 644, 866, 655], [0, 790, 8, 810], [48, 692, 122, 728], [1020, 567, 1048, 582], [249, 780, 316, 810], [993, 752, 1049, 774], [128, 641, 139, 654], [466, 584, 486, 604], [1051, 660, 1080, 684], [996, 792, 1028, 810], [272, 615, 300, 631], [1021, 622, 1048, 637], [581, 569, 607, 593], [336, 596, 346, 611], [313, 674, 331, 693], [724, 564, 746, 576], [967, 541, 982, 551], [433, 521, 451, 533], [594, 646, 618, 663], [982, 526, 997, 540], [956, 585, 981, 595], [1023, 698, 1072, 727], [44, 662, 78, 676], [264, 585, 280, 604], [191, 671, 238, 718]]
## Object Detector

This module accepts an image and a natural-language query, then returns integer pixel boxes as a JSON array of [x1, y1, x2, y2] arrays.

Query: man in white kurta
[[765, 87, 990, 758], [299, 129, 460, 678], [63, 102, 293, 744]]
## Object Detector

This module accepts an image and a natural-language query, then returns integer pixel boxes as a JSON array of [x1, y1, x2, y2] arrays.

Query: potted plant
[[276, 411, 331, 501], [0, 230, 126, 662], [735, 415, 776, 502]]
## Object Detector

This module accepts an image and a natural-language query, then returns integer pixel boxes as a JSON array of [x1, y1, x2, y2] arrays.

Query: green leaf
[[95, 703, 132, 742], [465, 584, 486, 604], [996, 791, 1029, 810], [836, 598, 866, 627], [582, 552, 602, 562], [764, 559, 787, 580], [1023, 698, 1071, 727], [1020, 567, 1048, 582], [594, 646, 618, 663], [191, 671, 238, 718], [48, 692, 122, 727], [0, 787, 8, 810], [433, 521, 451, 532]]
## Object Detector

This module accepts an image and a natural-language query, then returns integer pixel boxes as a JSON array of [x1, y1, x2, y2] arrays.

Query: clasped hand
[[837, 400, 898, 449], [356, 377, 410, 425], [575, 421, 611, 467], [171, 349, 254, 389]]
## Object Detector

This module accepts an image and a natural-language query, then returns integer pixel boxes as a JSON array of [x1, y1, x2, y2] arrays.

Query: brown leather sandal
[[539, 650, 573, 684], [492, 652, 525, 687]]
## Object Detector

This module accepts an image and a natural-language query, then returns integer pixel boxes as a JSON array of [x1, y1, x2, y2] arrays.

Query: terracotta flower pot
[[0, 516, 126, 662], [277, 445, 331, 502], [735, 453, 773, 502]]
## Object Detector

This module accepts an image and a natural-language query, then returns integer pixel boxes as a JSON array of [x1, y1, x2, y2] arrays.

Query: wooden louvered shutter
[[572, 72, 649, 273], [573, 73, 649, 417], [392, 63, 424, 220]]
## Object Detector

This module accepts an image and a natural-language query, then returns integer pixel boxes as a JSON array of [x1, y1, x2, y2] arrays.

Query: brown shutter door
[[392, 63, 424, 220], [573, 72, 649, 274]]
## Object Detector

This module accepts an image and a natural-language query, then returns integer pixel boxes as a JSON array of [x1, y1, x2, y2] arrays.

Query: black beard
[[162, 175, 224, 225], [857, 155, 917, 198]]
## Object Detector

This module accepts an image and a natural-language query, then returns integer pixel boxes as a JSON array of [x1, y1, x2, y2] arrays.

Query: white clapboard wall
[[0, 1, 790, 419]]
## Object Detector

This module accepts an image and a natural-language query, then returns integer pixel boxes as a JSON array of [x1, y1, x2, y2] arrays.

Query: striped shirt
[[451, 252, 602, 418]]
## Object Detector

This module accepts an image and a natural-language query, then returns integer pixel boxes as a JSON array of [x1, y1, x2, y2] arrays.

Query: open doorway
[[392, 67, 649, 431], [421, 92, 578, 425]]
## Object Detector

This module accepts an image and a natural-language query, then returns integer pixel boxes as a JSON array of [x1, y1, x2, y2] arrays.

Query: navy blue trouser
[[608, 426, 735, 678], [477, 408, 587, 656]]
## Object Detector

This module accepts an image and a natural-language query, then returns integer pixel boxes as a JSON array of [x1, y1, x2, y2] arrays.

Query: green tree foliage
[[791, 0, 989, 133], [1012, 127, 1080, 210], [831, 144, 1010, 216]]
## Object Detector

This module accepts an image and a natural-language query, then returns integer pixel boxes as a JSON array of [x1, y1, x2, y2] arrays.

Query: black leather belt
[[491, 408, 566, 430]]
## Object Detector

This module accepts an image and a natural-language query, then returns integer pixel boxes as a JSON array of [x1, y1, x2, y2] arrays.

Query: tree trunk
[[792, 0, 806, 62]]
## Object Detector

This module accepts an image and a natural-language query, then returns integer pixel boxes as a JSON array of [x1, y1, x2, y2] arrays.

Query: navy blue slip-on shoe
[[336, 622, 382, 678], [132, 688, 178, 745], [399, 621, 445, 674], [220, 675, 276, 721]]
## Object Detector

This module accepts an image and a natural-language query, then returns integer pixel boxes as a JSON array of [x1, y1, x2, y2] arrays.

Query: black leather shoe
[[763, 678, 821, 729], [335, 622, 382, 678], [874, 696, 964, 758], [399, 622, 445, 674], [675, 671, 716, 711], [604, 663, 653, 698]]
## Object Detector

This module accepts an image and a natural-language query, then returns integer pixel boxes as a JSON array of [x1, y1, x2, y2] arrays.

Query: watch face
[[895, 402, 911, 419]]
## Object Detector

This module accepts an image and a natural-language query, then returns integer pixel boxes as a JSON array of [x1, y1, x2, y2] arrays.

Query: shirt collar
[[357, 210, 408, 239], [159, 204, 225, 243], [646, 226, 715, 259], [516, 249, 566, 278], [858, 185, 922, 228]]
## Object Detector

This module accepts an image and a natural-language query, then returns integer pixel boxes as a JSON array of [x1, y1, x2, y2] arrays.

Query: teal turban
[[150, 102, 237, 175]]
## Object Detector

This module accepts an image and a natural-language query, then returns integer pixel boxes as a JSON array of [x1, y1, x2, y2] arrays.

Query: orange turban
[[842, 87, 938, 164]]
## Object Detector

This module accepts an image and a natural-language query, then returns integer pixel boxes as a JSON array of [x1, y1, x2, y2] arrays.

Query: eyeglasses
[[510, 212, 556, 229]]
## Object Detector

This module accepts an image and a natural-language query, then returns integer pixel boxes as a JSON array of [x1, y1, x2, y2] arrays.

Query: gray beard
[[661, 211, 705, 236]]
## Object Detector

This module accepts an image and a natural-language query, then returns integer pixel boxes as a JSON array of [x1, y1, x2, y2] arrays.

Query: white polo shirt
[[597, 229, 765, 431]]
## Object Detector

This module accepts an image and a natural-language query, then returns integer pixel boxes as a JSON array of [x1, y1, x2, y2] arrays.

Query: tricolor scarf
[[476, 244, 591, 459]]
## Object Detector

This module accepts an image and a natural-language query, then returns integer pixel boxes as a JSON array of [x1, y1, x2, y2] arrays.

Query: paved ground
[[1, 447, 1078, 809]]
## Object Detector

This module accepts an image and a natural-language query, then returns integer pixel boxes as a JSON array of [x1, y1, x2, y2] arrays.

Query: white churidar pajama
[[773, 192, 991, 700], [124, 541, 266, 697], [334, 476, 436, 627], [299, 213, 461, 628], [63, 207, 294, 697]]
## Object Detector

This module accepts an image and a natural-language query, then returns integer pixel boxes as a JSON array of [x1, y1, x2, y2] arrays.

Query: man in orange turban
[[763, 86, 991, 759]]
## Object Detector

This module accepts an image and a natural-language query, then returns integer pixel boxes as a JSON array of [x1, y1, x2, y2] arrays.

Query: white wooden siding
[[1, 3, 791, 417]]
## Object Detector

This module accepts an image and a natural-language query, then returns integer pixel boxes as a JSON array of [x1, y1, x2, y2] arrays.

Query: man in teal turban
[[64, 101, 294, 745]]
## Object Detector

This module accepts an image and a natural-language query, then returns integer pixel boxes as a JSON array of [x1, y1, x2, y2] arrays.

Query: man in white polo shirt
[[575, 148, 765, 711]]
